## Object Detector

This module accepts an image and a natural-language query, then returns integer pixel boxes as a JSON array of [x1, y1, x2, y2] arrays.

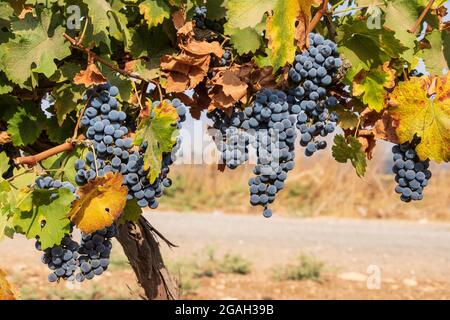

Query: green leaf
[[332, 135, 367, 178], [119, 200, 143, 225], [8, 168, 36, 190], [352, 64, 396, 112], [206, 0, 228, 20], [127, 59, 160, 81], [337, 18, 406, 81], [134, 100, 179, 183], [225, 0, 275, 30], [0, 9, 71, 87], [0, 152, 9, 177], [383, 0, 418, 62], [109, 10, 132, 49], [45, 116, 75, 144], [227, 27, 262, 54], [13, 188, 75, 250], [7, 103, 46, 146], [0, 181, 15, 241], [422, 30, 449, 75], [384, 0, 418, 49], [81, 0, 112, 37], [0, 73, 13, 94], [53, 83, 85, 126], [139, 0, 171, 29]]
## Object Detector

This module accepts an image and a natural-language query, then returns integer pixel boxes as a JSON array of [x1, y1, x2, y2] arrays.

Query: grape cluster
[[392, 142, 432, 202], [287, 33, 341, 156], [76, 83, 186, 209], [37, 235, 80, 283], [193, 6, 225, 33], [209, 109, 249, 169], [34, 176, 80, 282], [244, 90, 297, 218], [209, 89, 297, 217], [76, 225, 117, 282]]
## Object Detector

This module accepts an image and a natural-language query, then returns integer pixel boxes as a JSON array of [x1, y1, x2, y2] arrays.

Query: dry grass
[[159, 145, 450, 220]]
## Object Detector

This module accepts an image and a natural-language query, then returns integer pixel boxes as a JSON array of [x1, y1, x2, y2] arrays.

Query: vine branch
[[63, 33, 151, 83], [307, 0, 330, 34], [410, 0, 435, 34], [15, 136, 85, 166]]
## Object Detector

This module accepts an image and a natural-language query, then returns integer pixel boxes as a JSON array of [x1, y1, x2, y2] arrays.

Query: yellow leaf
[[266, 0, 321, 70], [68, 173, 127, 234], [389, 74, 450, 163], [0, 269, 17, 300]]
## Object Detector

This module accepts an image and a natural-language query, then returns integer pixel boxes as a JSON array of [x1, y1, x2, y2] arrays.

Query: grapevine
[[0, 0, 447, 300]]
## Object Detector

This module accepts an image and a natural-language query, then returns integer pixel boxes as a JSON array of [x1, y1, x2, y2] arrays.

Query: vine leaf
[[68, 173, 127, 234], [264, 0, 320, 70], [337, 19, 406, 81], [125, 59, 160, 81], [352, 62, 396, 112], [13, 188, 75, 250], [389, 75, 450, 163], [0, 179, 16, 241], [0, 152, 9, 175], [228, 27, 262, 55], [0, 8, 71, 87], [7, 103, 46, 147], [74, 63, 108, 87], [119, 200, 143, 225], [0, 269, 17, 300], [384, 0, 417, 51], [134, 100, 179, 184], [81, 0, 112, 37], [139, 0, 171, 29], [422, 30, 449, 75], [206, 0, 228, 20], [332, 135, 367, 177], [209, 69, 248, 112], [225, 0, 275, 30], [161, 40, 223, 92]]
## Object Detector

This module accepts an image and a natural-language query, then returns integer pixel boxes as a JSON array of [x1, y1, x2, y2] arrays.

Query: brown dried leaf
[[0, 131, 11, 145], [214, 70, 248, 101], [172, 9, 186, 30], [373, 112, 399, 143], [73, 63, 107, 87], [177, 21, 194, 37], [180, 40, 223, 57], [166, 72, 190, 93]]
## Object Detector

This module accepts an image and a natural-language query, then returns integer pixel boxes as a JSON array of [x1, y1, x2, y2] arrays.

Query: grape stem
[[307, 0, 330, 34], [15, 136, 85, 166], [410, 0, 435, 34], [63, 33, 156, 84], [72, 93, 93, 140]]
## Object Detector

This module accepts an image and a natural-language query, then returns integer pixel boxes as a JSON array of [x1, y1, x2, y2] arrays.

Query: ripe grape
[[78, 84, 186, 210], [287, 32, 342, 157], [392, 141, 431, 202]]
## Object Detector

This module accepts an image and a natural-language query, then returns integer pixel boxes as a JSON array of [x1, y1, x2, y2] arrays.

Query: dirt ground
[[2, 212, 450, 300]]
